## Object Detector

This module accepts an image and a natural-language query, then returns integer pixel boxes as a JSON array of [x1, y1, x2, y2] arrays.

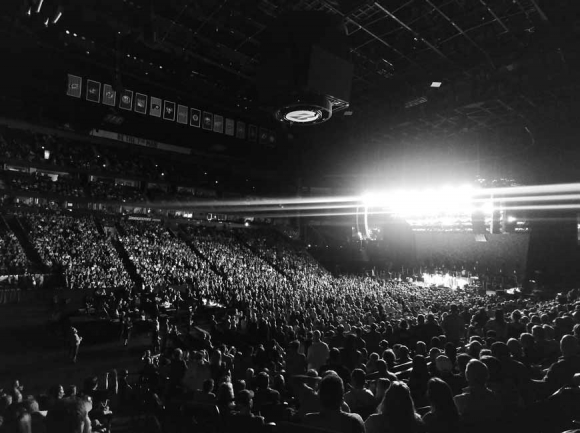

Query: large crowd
[[23, 213, 132, 290], [0, 228, 29, 276], [1, 215, 580, 432], [119, 220, 217, 288]]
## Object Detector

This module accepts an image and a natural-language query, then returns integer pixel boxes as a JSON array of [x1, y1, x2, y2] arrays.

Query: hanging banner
[[202, 112, 213, 130], [248, 125, 257, 142], [225, 118, 235, 136], [135, 93, 148, 114], [86, 80, 101, 103], [150, 97, 162, 117], [259, 127, 269, 145], [177, 105, 188, 124], [268, 130, 277, 147], [102, 84, 116, 106], [190, 108, 201, 127], [66, 74, 82, 98], [163, 101, 176, 121], [236, 121, 246, 140], [119, 90, 133, 110], [213, 115, 224, 133]]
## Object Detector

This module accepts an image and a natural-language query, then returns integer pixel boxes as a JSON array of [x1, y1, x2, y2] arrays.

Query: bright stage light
[[361, 184, 476, 218]]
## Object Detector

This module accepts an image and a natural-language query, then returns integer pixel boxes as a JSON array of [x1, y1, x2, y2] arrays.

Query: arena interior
[[2, 1, 580, 432]]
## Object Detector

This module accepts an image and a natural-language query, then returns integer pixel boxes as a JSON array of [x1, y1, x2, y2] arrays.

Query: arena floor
[[0, 297, 149, 397]]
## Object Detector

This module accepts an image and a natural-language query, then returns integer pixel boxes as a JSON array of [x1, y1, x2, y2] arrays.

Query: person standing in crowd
[[121, 317, 132, 347], [307, 330, 330, 371], [442, 305, 465, 345], [69, 327, 82, 363]]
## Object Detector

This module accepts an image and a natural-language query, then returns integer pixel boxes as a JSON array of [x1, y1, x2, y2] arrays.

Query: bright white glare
[[431, 81, 442, 88], [361, 185, 479, 218], [507, 216, 517, 223], [36, 0, 44, 13], [53, 12, 62, 24]]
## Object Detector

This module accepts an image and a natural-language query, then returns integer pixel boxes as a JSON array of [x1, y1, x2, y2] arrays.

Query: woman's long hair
[[409, 355, 430, 403], [427, 377, 459, 424], [377, 381, 420, 432]]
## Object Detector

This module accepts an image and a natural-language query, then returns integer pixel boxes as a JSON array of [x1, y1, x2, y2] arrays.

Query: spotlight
[[65, 29, 69, 34], [36, 0, 44, 13], [44, 17, 49, 26], [431, 81, 442, 88], [26, 7, 31, 16]]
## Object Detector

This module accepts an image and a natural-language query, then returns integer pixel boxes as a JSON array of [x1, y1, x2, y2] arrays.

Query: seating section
[[119, 220, 218, 288], [23, 213, 131, 289], [0, 219, 29, 275]]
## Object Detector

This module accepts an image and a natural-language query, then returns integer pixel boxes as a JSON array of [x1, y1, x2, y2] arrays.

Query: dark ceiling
[[3, 0, 580, 189]]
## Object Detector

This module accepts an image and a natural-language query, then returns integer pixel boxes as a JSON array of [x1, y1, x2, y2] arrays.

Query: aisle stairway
[[176, 227, 226, 278], [233, 230, 293, 282], [113, 223, 142, 286], [3, 214, 47, 273]]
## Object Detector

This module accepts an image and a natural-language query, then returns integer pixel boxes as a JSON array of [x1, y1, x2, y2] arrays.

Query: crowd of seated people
[[87, 182, 148, 203], [182, 225, 293, 305], [0, 230, 29, 275], [47, 286, 576, 433], [24, 213, 131, 290], [1, 172, 86, 198], [3, 210, 580, 432], [119, 220, 219, 289], [0, 126, 167, 181], [0, 370, 144, 433]]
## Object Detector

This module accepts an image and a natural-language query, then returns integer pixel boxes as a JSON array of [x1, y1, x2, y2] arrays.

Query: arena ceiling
[[3, 0, 580, 187]]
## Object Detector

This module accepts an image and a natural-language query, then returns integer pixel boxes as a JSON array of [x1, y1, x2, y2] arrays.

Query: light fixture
[[36, 0, 44, 13], [431, 81, 442, 88], [283, 109, 323, 124], [44, 17, 49, 26], [73, 33, 77, 37], [27, 7, 31, 16], [52, 6, 63, 24], [65, 29, 69, 34]]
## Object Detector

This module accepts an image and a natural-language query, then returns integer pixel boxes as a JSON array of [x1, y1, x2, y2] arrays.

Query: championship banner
[[213, 115, 224, 133], [86, 80, 101, 103], [150, 97, 162, 117], [119, 90, 133, 111], [236, 121, 246, 140], [102, 84, 116, 106], [135, 93, 148, 114], [163, 101, 176, 121], [202, 112, 213, 130], [190, 108, 201, 127], [66, 74, 82, 98], [225, 118, 235, 136], [259, 127, 269, 145], [177, 105, 188, 124], [268, 130, 277, 146], [248, 125, 257, 142]]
